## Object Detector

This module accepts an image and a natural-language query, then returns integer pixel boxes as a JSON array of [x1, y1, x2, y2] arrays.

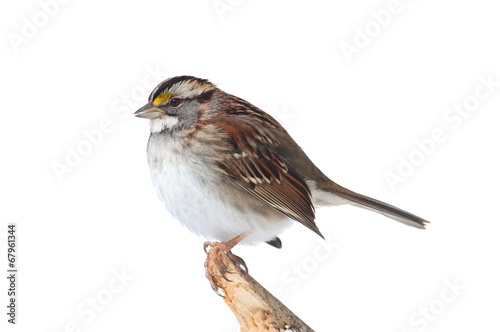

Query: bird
[[135, 75, 428, 253]]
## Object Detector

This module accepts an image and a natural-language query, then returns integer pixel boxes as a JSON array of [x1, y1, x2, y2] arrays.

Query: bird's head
[[135, 75, 216, 133]]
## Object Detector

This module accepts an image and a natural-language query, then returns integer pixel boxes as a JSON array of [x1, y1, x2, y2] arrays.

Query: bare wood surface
[[205, 243, 315, 332]]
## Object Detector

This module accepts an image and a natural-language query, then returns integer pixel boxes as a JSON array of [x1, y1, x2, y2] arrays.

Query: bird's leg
[[204, 233, 249, 295]]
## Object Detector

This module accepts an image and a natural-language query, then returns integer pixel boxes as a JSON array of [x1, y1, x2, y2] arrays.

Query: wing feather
[[213, 117, 322, 237]]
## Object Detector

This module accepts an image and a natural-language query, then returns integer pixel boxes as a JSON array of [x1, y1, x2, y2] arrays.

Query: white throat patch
[[150, 116, 179, 133]]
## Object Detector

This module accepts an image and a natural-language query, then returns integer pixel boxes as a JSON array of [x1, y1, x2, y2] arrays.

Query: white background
[[1, 0, 499, 331]]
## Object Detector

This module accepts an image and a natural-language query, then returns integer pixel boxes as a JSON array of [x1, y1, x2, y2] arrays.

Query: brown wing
[[213, 116, 323, 238]]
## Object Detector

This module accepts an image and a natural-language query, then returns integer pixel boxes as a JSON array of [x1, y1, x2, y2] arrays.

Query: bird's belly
[[148, 153, 291, 244]]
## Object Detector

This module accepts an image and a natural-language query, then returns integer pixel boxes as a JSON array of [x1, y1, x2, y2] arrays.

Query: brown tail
[[325, 183, 429, 229]]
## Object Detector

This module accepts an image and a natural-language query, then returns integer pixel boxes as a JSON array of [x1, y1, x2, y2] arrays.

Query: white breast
[[147, 136, 292, 245]]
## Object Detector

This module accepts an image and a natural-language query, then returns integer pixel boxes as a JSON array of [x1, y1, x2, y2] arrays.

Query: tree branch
[[205, 243, 314, 332]]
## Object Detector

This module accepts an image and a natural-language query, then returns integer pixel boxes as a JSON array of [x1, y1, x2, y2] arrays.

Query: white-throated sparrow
[[135, 76, 428, 251]]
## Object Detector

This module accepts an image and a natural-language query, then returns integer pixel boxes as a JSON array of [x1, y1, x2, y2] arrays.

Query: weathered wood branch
[[205, 243, 314, 332]]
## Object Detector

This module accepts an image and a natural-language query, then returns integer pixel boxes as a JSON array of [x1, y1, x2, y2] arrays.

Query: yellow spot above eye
[[152, 92, 173, 106]]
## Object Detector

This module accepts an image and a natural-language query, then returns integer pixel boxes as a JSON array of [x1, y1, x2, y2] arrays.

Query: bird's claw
[[203, 240, 248, 296]]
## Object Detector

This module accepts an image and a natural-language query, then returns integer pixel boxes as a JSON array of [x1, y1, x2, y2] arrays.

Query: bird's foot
[[203, 234, 248, 296]]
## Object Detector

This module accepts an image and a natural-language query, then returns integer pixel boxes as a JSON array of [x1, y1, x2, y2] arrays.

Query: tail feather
[[324, 183, 429, 229]]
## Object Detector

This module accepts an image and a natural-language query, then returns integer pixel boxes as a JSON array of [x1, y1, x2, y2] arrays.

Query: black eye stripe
[[198, 90, 214, 103], [161, 93, 214, 107]]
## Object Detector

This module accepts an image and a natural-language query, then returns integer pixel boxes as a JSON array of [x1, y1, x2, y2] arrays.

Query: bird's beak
[[134, 104, 164, 119]]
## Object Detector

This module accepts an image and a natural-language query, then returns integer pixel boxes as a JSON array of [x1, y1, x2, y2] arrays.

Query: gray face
[[134, 76, 216, 134]]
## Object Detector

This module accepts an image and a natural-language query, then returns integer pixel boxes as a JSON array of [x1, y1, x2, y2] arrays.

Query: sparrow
[[135, 76, 428, 252]]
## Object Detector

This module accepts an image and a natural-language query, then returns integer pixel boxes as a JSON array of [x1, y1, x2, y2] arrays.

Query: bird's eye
[[169, 98, 181, 108]]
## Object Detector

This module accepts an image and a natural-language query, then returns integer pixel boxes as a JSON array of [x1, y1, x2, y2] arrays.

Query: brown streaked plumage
[[135, 76, 429, 252]]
